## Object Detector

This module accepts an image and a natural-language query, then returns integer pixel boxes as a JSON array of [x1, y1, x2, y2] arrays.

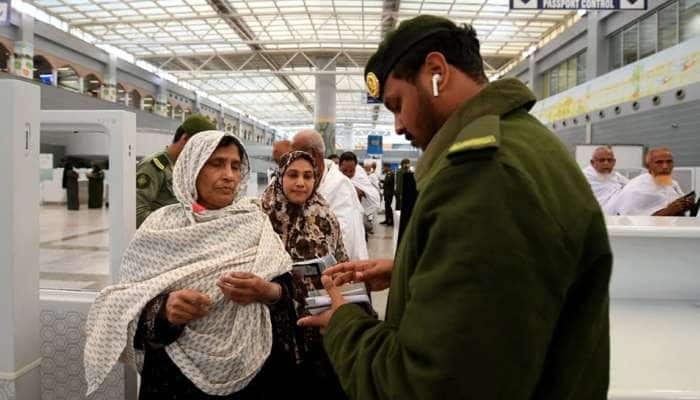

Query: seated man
[[607, 147, 694, 216], [582, 146, 628, 213]]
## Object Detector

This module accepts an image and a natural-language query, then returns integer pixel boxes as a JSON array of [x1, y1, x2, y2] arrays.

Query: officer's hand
[[217, 272, 281, 305], [324, 258, 393, 291], [165, 289, 213, 325], [297, 275, 347, 334]]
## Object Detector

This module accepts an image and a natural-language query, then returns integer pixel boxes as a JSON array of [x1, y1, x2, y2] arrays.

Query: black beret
[[365, 15, 458, 101], [180, 114, 216, 135]]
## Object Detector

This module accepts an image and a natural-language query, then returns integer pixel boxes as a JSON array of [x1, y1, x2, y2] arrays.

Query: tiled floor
[[39, 205, 394, 317], [40, 205, 111, 291]]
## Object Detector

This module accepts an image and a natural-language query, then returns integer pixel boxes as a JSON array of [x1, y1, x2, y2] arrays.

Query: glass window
[[639, 13, 657, 58], [680, 0, 700, 41], [623, 24, 639, 65], [609, 31, 622, 70], [659, 3, 679, 50], [566, 57, 577, 90], [576, 52, 587, 85], [549, 67, 560, 96], [543, 70, 551, 97]]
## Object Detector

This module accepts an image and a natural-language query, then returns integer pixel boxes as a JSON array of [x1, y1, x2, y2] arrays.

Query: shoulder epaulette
[[152, 154, 169, 171], [448, 135, 497, 154], [447, 115, 501, 157]]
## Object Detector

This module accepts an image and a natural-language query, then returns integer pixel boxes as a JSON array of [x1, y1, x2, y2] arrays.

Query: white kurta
[[582, 165, 629, 213], [319, 160, 368, 260], [606, 172, 684, 216]]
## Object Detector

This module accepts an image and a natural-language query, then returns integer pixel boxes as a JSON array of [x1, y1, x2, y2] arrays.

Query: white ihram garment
[[582, 165, 629, 213], [318, 160, 368, 260], [606, 172, 684, 216], [351, 166, 381, 232]]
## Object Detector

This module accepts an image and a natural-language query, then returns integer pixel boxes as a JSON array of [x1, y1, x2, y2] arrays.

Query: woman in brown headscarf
[[261, 150, 348, 399]]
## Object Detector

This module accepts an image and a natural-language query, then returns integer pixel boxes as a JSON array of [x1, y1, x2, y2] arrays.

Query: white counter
[[605, 217, 700, 399], [606, 216, 700, 301], [606, 216, 700, 239], [609, 300, 700, 400]]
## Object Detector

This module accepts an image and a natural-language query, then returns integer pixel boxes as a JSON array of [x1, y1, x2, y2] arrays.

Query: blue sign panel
[[0, 0, 10, 26], [367, 135, 383, 155], [510, 0, 645, 9]]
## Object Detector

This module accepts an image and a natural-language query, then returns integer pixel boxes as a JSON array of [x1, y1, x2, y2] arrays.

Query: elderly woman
[[84, 131, 294, 399], [261, 150, 349, 399]]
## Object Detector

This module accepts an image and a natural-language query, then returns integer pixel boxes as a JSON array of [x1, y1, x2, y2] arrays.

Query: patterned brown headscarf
[[261, 151, 348, 263]]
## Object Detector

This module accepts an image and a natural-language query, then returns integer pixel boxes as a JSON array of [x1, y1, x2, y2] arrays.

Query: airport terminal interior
[[1, 0, 699, 399]]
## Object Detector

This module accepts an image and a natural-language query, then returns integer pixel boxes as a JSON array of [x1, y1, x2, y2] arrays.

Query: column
[[314, 58, 336, 156], [11, 13, 34, 80], [218, 104, 225, 130], [527, 53, 542, 99], [193, 91, 202, 114], [586, 11, 607, 81], [101, 54, 118, 102], [0, 79, 41, 400], [155, 79, 169, 117]]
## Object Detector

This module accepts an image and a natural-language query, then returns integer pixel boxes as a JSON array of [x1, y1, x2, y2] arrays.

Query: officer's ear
[[423, 52, 449, 94]]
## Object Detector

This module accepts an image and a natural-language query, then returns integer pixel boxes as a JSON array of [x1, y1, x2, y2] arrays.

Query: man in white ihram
[[607, 147, 694, 216], [339, 152, 382, 235], [291, 130, 369, 260], [364, 161, 381, 195], [582, 146, 628, 214]]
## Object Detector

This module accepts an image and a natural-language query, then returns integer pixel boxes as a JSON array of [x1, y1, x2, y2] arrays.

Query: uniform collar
[[162, 147, 175, 166], [415, 78, 536, 186]]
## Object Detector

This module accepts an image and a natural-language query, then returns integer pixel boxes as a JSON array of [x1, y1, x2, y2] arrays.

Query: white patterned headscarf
[[84, 131, 292, 396]]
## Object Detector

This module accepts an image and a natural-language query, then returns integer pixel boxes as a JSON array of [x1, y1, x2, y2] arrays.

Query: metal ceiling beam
[[99, 35, 544, 48], [209, 89, 364, 95], [175, 70, 364, 80], [206, 0, 313, 113], [73, 11, 566, 27], [269, 118, 395, 126]]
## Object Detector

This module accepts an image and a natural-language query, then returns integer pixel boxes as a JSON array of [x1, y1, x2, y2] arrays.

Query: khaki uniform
[[136, 150, 176, 227], [323, 79, 612, 399]]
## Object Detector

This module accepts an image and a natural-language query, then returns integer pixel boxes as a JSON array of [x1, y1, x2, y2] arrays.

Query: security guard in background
[[299, 15, 612, 400], [136, 114, 216, 227]]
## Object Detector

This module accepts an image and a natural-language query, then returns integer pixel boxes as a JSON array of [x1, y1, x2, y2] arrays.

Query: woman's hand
[[324, 258, 394, 291], [165, 289, 213, 325], [217, 272, 282, 305]]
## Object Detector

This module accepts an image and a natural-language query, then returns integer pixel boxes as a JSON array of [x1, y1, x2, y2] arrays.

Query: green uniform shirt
[[136, 149, 177, 227], [323, 78, 612, 399]]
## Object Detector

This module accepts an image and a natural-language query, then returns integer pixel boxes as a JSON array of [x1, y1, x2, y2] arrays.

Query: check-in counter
[[606, 216, 700, 399], [606, 216, 700, 300]]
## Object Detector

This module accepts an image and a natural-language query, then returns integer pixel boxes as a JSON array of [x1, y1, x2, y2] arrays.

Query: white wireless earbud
[[432, 74, 442, 97]]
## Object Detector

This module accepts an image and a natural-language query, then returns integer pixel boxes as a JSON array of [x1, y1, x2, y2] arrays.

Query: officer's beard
[[654, 174, 673, 186], [416, 85, 443, 143]]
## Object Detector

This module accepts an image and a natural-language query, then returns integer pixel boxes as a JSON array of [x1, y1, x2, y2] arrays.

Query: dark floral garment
[[260, 151, 349, 264]]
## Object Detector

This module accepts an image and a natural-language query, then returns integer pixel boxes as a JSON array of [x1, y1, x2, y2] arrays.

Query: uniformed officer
[[86, 162, 105, 209], [136, 114, 216, 227], [299, 15, 612, 400]]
